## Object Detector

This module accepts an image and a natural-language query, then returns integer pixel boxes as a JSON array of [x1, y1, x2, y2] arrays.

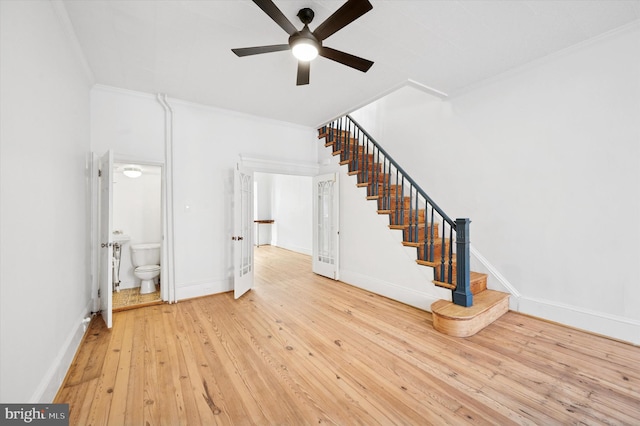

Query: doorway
[[253, 172, 313, 255], [111, 162, 163, 310]]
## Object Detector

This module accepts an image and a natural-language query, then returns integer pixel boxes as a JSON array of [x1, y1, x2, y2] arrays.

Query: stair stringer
[[329, 154, 452, 312]]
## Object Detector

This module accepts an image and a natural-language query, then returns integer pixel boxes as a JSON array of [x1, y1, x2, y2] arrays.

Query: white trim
[[175, 279, 232, 301], [91, 85, 312, 132], [274, 242, 312, 257], [50, 0, 95, 84], [339, 269, 450, 313], [157, 93, 177, 304], [315, 79, 448, 128], [31, 300, 93, 403], [519, 296, 640, 346], [240, 155, 319, 177], [93, 84, 157, 101], [470, 245, 520, 308], [167, 97, 312, 131], [449, 20, 640, 98], [406, 79, 449, 99]]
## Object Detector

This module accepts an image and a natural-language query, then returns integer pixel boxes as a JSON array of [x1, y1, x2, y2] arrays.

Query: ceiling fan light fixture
[[291, 39, 318, 62]]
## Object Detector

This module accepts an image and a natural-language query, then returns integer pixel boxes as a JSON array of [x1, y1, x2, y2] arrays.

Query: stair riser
[[402, 223, 440, 240], [344, 153, 375, 164], [349, 162, 381, 173], [417, 242, 451, 262], [375, 184, 401, 195], [333, 144, 364, 157], [431, 291, 510, 337], [333, 140, 362, 150], [321, 129, 351, 139], [433, 269, 487, 295], [392, 210, 426, 225], [378, 197, 411, 210], [357, 173, 390, 185]]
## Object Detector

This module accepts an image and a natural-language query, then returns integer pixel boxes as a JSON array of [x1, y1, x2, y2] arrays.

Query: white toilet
[[131, 243, 161, 294]]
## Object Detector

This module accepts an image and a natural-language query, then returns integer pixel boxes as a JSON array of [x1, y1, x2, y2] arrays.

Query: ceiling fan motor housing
[[297, 8, 315, 25], [289, 25, 321, 51]]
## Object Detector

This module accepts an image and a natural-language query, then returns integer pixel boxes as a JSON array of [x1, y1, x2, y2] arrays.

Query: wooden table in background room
[[254, 219, 274, 247]]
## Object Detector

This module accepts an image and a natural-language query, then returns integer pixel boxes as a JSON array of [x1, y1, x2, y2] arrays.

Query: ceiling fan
[[232, 0, 374, 86]]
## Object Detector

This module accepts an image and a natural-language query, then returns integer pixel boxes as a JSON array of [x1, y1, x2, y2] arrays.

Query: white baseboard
[[175, 278, 232, 301], [272, 243, 312, 256], [519, 296, 640, 345], [339, 269, 450, 313], [469, 246, 639, 345], [32, 299, 93, 403]]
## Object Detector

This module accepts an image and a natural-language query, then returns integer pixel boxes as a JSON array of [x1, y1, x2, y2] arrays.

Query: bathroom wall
[[112, 164, 162, 289]]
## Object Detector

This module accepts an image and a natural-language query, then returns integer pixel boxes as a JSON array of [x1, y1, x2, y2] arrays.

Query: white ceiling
[[62, 0, 640, 127]]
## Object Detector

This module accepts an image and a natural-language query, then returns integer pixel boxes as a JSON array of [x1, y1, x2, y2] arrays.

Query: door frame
[[233, 163, 254, 299], [312, 172, 340, 280], [91, 153, 175, 320], [237, 155, 325, 269]]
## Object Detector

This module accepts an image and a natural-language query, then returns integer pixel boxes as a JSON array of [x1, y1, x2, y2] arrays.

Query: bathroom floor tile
[[113, 287, 161, 311]]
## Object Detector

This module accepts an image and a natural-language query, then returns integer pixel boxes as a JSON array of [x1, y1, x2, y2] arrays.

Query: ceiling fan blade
[[297, 61, 310, 86], [232, 44, 290, 57], [319, 47, 374, 73], [252, 0, 298, 36], [312, 0, 373, 41]]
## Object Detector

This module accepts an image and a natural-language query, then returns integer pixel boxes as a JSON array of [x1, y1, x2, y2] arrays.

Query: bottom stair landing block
[[431, 290, 509, 337]]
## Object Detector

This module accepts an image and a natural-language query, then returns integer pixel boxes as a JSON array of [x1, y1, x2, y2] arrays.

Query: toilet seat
[[135, 264, 160, 273]]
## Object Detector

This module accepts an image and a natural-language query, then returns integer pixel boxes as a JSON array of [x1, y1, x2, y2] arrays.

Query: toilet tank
[[130, 243, 161, 267]]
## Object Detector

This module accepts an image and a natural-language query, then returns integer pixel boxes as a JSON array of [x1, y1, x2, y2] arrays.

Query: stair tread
[[390, 219, 429, 230], [431, 271, 487, 284], [431, 290, 509, 320], [403, 238, 449, 248]]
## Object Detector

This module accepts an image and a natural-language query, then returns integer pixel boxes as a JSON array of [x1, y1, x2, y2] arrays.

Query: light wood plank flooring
[[55, 246, 640, 425]]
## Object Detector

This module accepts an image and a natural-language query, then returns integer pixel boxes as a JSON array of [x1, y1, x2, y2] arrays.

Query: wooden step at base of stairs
[[430, 290, 509, 337], [432, 271, 487, 295]]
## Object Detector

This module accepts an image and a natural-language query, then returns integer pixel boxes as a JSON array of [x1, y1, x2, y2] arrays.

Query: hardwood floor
[[55, 246, 640, 425]]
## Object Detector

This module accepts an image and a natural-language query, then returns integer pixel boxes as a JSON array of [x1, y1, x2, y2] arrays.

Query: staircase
[[318, 115, 509, 337]]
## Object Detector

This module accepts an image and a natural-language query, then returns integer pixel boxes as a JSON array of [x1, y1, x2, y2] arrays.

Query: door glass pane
[[317, 180, 334, 265], [240, 173, 252, 276]]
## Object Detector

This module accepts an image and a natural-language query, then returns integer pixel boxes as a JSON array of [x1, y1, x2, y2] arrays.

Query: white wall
[[349, 25, 640, 343], [91, 86, 164, 163], [112, 166, 162, 289], [271, 174, 313, 255], [0, 1, 92, 402], [254, 173, 274, 246], [254, 173, 313, 253], [317, 150, 452, 311], [91, 87, 317, 301]]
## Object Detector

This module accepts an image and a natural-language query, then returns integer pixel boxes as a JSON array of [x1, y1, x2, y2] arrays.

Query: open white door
[[99, 150, 114, 328], [233, 164, 254, 299], [313, 173, 339, 279]]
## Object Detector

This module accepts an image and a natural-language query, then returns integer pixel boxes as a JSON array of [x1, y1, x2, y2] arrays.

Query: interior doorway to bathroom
[[111, 161, 163, 311]]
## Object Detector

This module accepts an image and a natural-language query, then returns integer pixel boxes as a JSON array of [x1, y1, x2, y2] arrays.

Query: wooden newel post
[[453, 218, 473, 307]]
